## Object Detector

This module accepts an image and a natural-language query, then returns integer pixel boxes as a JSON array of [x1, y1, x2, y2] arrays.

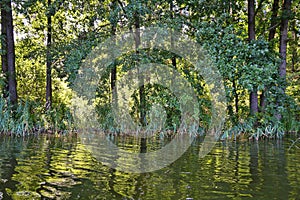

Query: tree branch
[[255, 0, 266, 16], [117, 0, 127, 16], [268, 22, 281, 31]]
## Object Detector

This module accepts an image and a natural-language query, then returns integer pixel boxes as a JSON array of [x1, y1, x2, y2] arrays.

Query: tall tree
[[248, 0, 258, 115], [110, 0, 117, 101], [46, 0, 52, 110], [269, 0, 280, 41], [276, 0, 292, 119], [1, 1, 8, 98], [290, 20, 298, 73], [133, 1, 146, 126], [1, 0, 18, 105], [170, 0, 176, 69], [260, 0, 280, 111], [279, 0, 292, 89]]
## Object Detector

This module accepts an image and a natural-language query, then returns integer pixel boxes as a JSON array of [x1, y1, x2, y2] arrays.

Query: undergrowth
[[0, 98, 73, 136]]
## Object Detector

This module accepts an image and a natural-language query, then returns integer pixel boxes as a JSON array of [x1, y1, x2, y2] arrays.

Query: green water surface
[[0, 134, 299, 199]]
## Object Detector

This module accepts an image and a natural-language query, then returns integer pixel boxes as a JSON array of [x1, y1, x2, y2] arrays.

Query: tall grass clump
[[0, 98, 73, 135]]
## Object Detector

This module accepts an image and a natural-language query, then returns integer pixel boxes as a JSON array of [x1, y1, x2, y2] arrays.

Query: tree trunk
[[134, 10, 146, 126], [279, 0, 291, 87], [233, 79, 239, 116], [1, 0, 18, 105], [248, 0, 255, 41], [110, 0, 117, 98], [46, 0, 52, 110], [277, 0, 292, 119], [248, 0, 258, 115], [268, 0, 280, 41], [261, 0, 280, 111], [1, 2, 8, 98], [111, 24, 117, 101], [291, 21, 297, 73], [170, 1, 176, 69], [140, 137, 147, 153]]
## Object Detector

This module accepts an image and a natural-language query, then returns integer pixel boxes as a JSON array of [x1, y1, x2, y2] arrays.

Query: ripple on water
[[0, 135, 300, 199]]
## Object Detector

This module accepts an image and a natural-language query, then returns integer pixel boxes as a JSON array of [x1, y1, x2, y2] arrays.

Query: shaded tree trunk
[[248, 0, 258, 116], [111, 24, 117, 102], [276, 0, 292, 119], [46, 0, 52, 110], [170, 0, 176, 69], [291, 21, 298, 73], [1, 0, 18, 105], [133, 2, 147, 154], [268, 0, 280, 41], [110, 0, 117, 98], [6, 0, 17, 105], [279, 0, 291, 89], [140, 137, 147, 153], [134, 10, 146, 126], [261, 0, 280, 111], [1, 2, 8, 98], [233, 79, 239, 116]]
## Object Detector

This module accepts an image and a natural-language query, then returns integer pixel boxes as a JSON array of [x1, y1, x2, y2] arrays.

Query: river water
[[0, 134, 299, 199]]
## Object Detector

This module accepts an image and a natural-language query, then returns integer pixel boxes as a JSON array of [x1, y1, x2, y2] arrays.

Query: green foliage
[[0, 98, 73, 135], [1, 0, 299, 139], [93, 49, 212, 133]]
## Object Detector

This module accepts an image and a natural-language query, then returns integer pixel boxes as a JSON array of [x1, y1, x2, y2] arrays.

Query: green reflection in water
[[0, 135, 299, 200]]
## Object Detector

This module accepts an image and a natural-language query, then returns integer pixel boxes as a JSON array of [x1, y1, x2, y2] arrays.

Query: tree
[[45, 0, 52, 110], [279, 0, 292, 91], [269, 0, 280, 42], [248, 0, 258, 116], [1, 0, 18, 105], [276, 0, 292, 119], [260, 0, 280, 111], [133, 1, 146, 126], [1, 1, 8, 98], [109, 0, 117, 102]]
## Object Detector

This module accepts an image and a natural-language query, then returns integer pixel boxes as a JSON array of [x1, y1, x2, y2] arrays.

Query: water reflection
[[0, 135, 299, 199]]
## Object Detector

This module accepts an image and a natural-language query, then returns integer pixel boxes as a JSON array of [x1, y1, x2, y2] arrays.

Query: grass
[[0, 98, 74, 136], [1, 96, 298, 142]]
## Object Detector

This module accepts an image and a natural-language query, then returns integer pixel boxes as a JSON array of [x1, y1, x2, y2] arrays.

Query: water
[[0, 134, 299, 199]]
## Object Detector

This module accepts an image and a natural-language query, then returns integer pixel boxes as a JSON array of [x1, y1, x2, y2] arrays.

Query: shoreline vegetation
[[1, 1, 299, 142], [0, 96, 298, 143]]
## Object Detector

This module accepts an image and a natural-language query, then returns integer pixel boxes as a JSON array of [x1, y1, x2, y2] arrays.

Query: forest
[[0, 0, 299, 139]]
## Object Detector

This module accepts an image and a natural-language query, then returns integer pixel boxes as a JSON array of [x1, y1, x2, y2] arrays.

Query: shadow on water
[[0, 134, 299, 199]]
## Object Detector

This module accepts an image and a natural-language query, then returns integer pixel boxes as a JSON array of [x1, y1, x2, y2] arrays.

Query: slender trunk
[[1, 3, 8, 98], [268, 0, 280, 41], [110, 0, 117, 97], [134, 10, 145, 126], [248, 0, 255, 41], [140, 137, 147, 153], [233, 79, 239, 116], [248, 0, 258, 115], [109, 1, 118, 125], [250, 89, 258, 116], [170, 1, 176, 69], [259, 90, 266, 112], [5, 0, 18, 105], [279, 0, 291, 88], [170, 0, 176, 95], [111, 24, 117, 100], [291, 21, 297, 73], [46, 0, 52, 110], [277, 0, 291, 119], [134, 2, 147, 153], [261, 0, 280, 111]]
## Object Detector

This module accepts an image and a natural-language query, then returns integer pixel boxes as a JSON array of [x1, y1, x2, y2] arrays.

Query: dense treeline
[[0, 0, 299, 138]]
